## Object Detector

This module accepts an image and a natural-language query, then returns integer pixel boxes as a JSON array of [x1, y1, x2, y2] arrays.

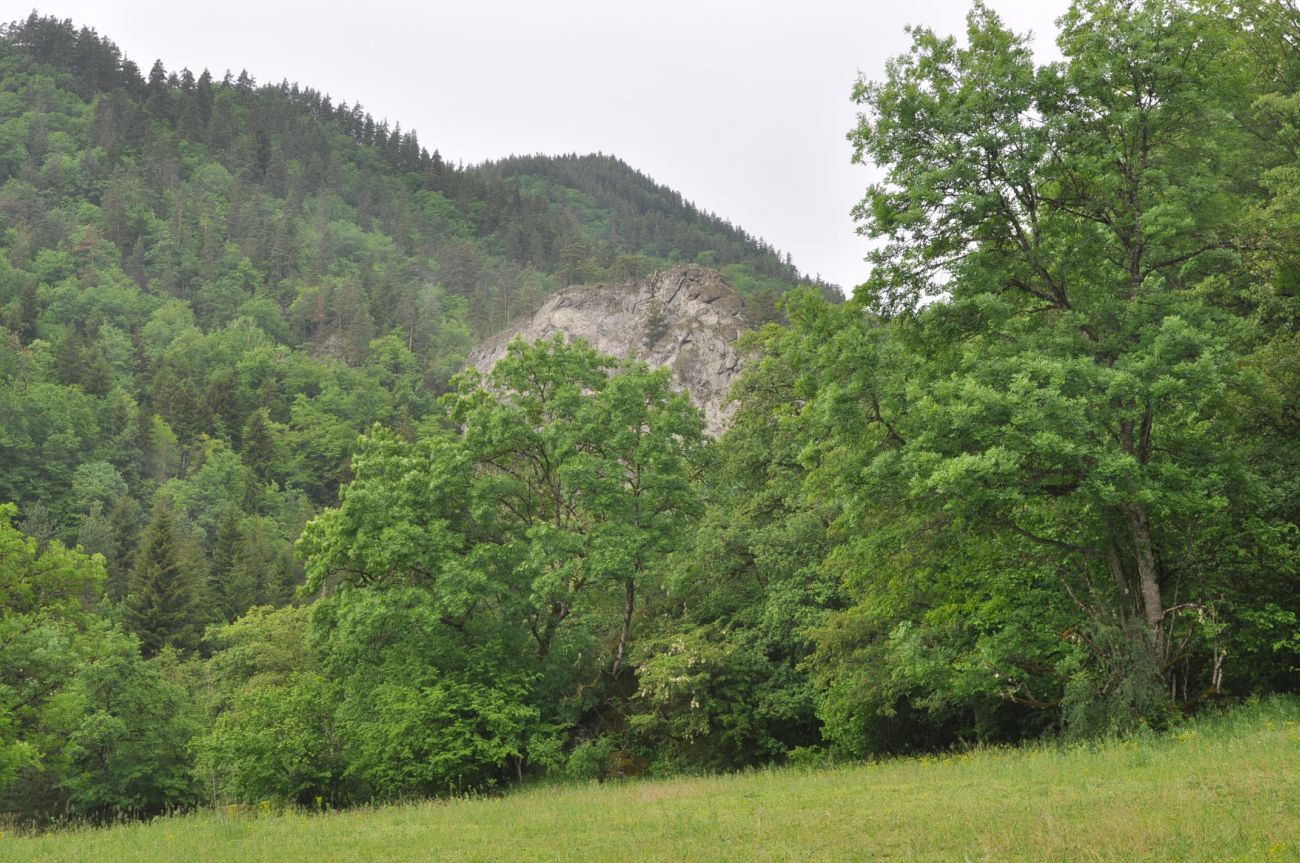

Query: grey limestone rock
[[465, 264, 749, 435]]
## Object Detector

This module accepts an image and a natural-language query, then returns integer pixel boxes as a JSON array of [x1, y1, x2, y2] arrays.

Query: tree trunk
[[1123, 502, 1165, 664], [611, 578, 635, 677]]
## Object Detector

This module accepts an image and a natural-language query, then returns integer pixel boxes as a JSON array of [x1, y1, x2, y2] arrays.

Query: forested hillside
[[0, 12, 823, 604], [2, 0, 1299, 829]]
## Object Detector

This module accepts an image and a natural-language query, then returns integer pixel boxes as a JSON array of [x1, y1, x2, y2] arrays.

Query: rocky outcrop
[[465, 265, 749, 435]]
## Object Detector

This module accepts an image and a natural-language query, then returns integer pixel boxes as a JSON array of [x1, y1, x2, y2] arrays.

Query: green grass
[[7, 699, 1300, 862]]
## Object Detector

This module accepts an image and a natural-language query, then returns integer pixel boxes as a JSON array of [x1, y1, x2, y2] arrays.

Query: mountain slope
[[0, 12, 825, 608]]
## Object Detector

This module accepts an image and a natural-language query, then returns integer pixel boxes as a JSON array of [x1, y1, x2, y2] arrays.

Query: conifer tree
[[208, 506, 242, 622], [125, 501, 202, 657], [103, 495, 141, 601]]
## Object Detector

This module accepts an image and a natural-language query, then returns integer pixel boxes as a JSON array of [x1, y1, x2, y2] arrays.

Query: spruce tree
[[208, 506, 241, 621], [125, 502, 201, 657], [104, 495, 140, 601], [240, 407, 279, 483]]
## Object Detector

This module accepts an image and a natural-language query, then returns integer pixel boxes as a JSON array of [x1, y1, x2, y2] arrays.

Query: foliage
[[61, 648, 202, 818], [194, 605, 343, 805], [124, 500, 207, 656], [3, 0, 1300, 824], [297, 336, 705, 790], [0, 504, 197, 821], [792, 0, 1300, 751], [626, 319, 843, 768], [0, 9, 815, 642]]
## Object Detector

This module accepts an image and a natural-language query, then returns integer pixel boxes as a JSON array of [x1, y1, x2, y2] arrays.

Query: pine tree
[[144, 59, 169, 119], [75, 502, 115, 561], [208, 507, 245, 621], [240, 407, 280, 483], [125, 502, 202, 657], [16, 279, 38, 342], [104, 494, 140, 601], [194, 69, 213, 126]]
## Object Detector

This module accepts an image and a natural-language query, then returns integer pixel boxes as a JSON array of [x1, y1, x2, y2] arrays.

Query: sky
[[40, 0, 1071, 292]]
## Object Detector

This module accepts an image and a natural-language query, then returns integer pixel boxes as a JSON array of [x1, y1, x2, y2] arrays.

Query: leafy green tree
[[68, 461, 128, 530], [62, 649, 202, 818], [200, 670, 342, 804], [630, 315, 843, 768], [0, 381, 101, 519], [443, 336, 704, 676], [196, 605, 345, 805], [300, 337, 705, 777], [313, 588, 537, 800], [0, 503, 197, 821], [0, 500, 103, 623], [784, 0, 1299, 746]]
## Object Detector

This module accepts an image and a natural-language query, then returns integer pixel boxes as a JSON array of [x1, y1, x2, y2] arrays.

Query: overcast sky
[[41, 0, 1070, 292]]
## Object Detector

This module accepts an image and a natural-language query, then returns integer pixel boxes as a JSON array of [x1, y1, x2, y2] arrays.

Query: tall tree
[[300, 337, 705, 777], [125, 501, 204, 656], [805, 0, 1295, 739]]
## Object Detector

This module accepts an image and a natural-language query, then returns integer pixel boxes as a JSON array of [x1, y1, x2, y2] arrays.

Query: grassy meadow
[[6, 699, 1299, 863]]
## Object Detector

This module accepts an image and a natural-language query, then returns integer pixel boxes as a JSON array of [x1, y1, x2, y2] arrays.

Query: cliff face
[[465, 265, 749, 435]]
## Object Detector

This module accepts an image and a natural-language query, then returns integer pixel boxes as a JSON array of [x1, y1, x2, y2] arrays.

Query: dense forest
[[2, 0, 1299, 825], [0, 11, 825, 615]]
